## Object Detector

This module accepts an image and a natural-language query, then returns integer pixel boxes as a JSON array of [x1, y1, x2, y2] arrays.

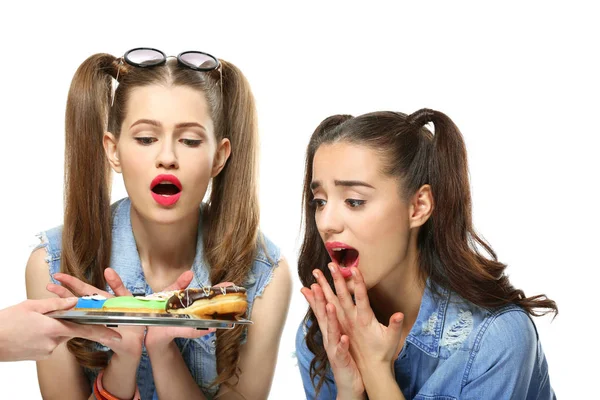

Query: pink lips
[[150, 174, 182, 207], [325, 241, 359, 279]]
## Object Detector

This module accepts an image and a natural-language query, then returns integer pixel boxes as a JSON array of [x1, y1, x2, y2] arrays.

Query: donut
[[166, 286, 247, 319]]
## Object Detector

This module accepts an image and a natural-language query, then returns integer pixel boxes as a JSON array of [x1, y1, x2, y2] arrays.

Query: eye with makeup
[[346, 199, 366, 208], [134, 137, 157, 146], [309, 198, 326, 209], [180, 138, 202, 147]]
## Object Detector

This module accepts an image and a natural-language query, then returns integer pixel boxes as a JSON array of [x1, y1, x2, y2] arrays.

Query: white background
[[1, 1, 598, 398]]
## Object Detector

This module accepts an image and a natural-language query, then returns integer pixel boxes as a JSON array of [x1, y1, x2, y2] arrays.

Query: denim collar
[[110, 197, 209, 295], [405, 279, 450, 358]]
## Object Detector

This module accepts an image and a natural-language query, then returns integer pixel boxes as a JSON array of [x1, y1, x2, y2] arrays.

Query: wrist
[[109, 351, 142, 370], [101, 355, 140, 399], [96, 369, 140, 400], [144, 332, 174, 353], [360, 364, 403, 400], [147, 339, 178, 360]]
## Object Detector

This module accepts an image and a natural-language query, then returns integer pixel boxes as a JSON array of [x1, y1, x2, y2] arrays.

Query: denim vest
[[35, 197, 281, 400], [296, 280, 556, 400]]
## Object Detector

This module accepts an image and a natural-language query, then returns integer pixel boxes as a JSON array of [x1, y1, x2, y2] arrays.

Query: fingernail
[[328, 264, 335, 274], [111, 336, 122, 342], [312, 270, 319, 280], [351, 268, 357, 277]]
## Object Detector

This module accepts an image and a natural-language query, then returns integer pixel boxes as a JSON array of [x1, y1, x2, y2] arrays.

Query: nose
[[316, 201, 343, 236], [155, 140, 178, 170]]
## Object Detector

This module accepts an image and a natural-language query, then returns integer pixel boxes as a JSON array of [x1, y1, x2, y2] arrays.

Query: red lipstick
[[325, 241, 359, 279], [150, 174, 182, 207]]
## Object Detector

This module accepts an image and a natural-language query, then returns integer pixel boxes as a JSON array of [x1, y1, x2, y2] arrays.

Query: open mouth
[[151, 183, 181, 196], [150, 174, 182, 206], [326, 242, 359, 278], [330, 248, 359, 268]]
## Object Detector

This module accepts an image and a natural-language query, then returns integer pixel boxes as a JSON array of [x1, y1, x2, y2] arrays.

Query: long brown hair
[[298, 109, 558, 394], [62, 53, 260, 390]]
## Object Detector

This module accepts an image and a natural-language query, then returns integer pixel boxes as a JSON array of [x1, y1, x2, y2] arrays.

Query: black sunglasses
[[111, 47, 221, 106], [123, 47, 220, 71]]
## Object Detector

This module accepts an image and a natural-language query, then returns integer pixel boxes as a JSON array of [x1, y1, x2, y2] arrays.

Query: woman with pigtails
[[26, 49, 291, 399], [296, 109, 556, 399]]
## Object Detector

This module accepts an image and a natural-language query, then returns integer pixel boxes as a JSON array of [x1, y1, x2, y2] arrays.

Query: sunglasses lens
[[126, 49, 164, 66], [179, 52, 218, 70]]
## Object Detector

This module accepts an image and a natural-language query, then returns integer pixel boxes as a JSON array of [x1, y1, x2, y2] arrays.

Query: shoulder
[[254, 231, 281, 268], [34, 225, 63, 257], [33, 198, 128, 256], [25, 247, 56, 300], [246, 231, 286, 296], [464, 306, 539, 382], [474, 306, 538, 352]]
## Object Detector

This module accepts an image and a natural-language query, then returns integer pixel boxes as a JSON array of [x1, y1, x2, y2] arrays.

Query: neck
[[368, 230, 425, 339], [130, 207, 200, 276]]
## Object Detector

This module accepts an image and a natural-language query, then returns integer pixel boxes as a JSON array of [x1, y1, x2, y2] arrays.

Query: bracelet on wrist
[[94, 370, 141, 400]]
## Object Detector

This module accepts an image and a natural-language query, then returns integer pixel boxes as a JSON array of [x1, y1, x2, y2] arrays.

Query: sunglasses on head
[[111, 47, 221, 106]]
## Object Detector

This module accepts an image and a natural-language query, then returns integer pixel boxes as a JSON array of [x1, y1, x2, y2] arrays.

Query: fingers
[[104, 268, 132, 296], [334, 335, 353, 368], [387, 312, 404, 350], [312, 269, 343, 313], [301, 285, 329, 345], [53, 273, 110, 298], [327, 303, 353, 368], [28, 297, 78, 314], [161, 270, 195, 292], [351, 267, 373, 324], [166, 327, 216, 340], [326, 303, 341, 345], [312, 284, 328, 323], [213, 281, 234, 288], [328, 263, 355, 313], [46, 283, 76, 299], [56, 320, 123, 345]]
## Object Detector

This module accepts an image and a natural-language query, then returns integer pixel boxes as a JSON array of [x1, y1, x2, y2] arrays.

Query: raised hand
[[312, 264, 405, 390], [301, 283, 366, 400]]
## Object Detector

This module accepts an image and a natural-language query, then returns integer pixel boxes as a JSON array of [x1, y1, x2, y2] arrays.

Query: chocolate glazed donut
[[166, 286, 248, 319]]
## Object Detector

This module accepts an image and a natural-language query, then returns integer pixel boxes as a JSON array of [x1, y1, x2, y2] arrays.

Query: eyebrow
[[310, 180, 375, 190], [129, 119, 207, 131]]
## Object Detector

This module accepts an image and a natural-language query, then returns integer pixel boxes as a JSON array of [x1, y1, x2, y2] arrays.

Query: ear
[[409, 184, 434, 229], [103, 132, 122, 173], [211, 138, 231, 177]]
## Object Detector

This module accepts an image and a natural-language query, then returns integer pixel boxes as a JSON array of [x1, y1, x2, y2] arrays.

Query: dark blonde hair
[[298, 110, 558, 395], [63, 53, 260, 390]]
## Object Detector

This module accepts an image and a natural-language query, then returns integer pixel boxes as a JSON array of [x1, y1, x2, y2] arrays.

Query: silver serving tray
[[46, 310, 252, 330]]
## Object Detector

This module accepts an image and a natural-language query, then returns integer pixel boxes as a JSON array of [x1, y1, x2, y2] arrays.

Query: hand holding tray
[[46, 310, 253, 330]]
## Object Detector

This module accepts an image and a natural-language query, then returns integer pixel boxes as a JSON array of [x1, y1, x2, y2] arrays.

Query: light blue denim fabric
[[296, 280, 555, 400], [35, 197, 281, 400]]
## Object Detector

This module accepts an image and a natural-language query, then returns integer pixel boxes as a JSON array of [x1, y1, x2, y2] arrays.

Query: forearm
[[360, 362, 405, 400], [148, 341, 207, 399], [102, 353, 141, 399]]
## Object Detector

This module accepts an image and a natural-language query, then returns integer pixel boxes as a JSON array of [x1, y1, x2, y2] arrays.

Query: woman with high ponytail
[[25, 49, 291, 399], [296, 109, 556, 399]]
